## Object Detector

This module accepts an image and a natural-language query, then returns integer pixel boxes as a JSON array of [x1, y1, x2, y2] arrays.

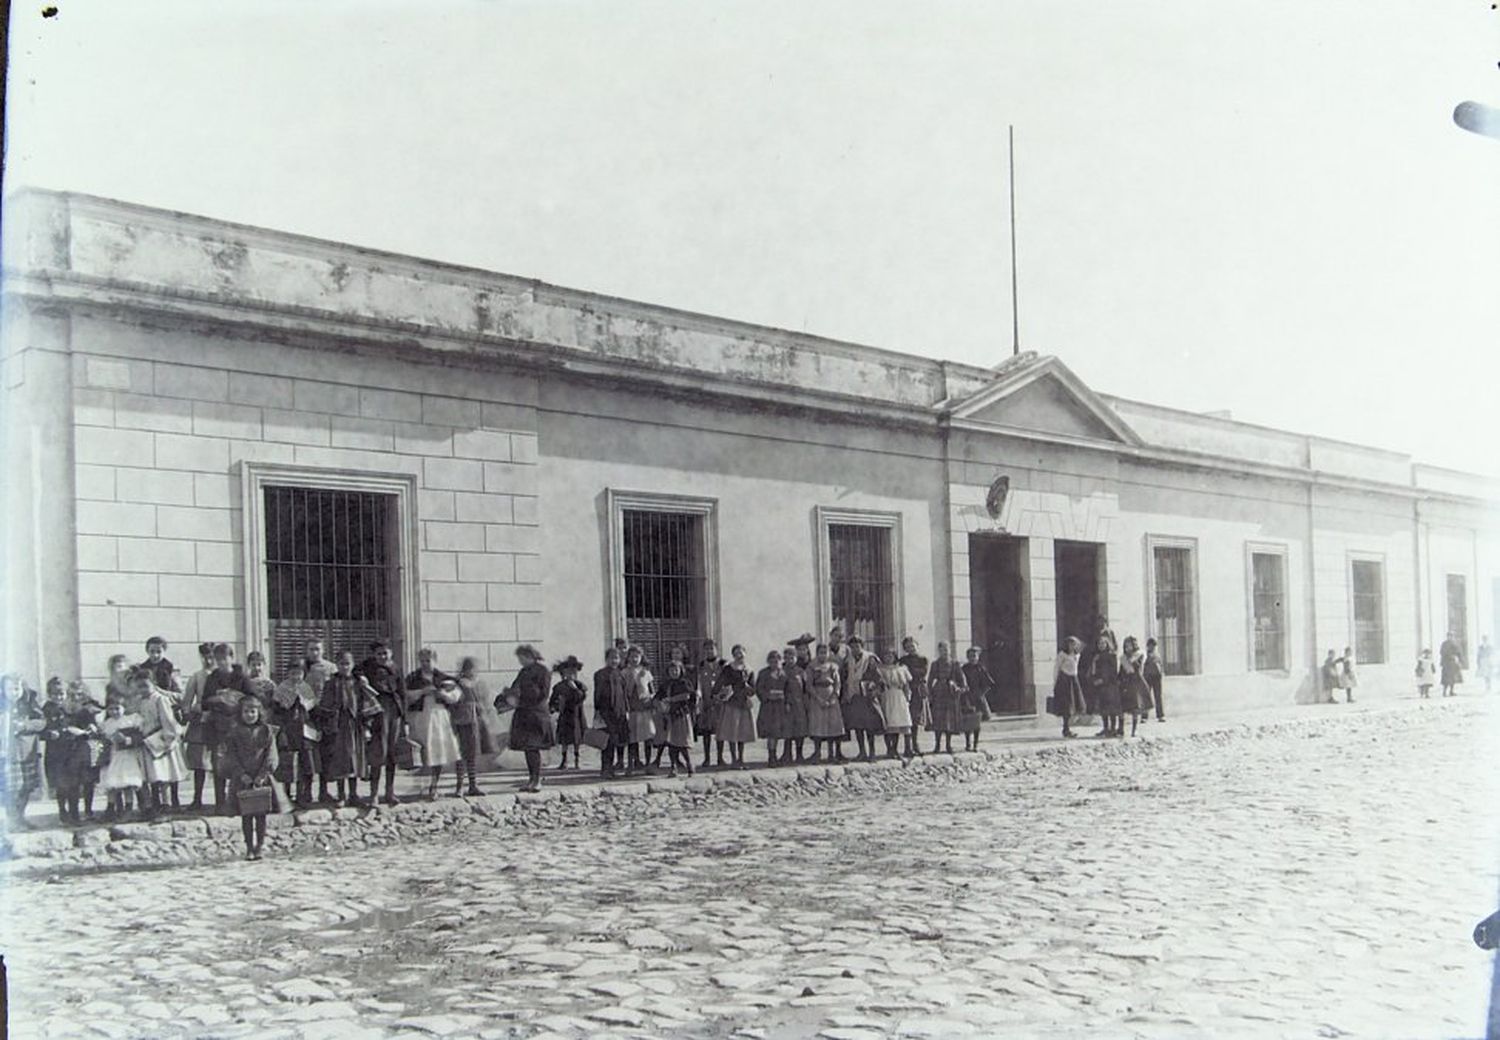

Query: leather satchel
[[236, 784, 273, 816]]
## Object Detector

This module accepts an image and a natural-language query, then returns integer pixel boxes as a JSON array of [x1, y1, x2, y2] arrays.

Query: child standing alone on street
[[224, 694, 278, 861]]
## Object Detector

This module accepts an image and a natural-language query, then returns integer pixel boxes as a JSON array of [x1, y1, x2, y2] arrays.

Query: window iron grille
[[1351, 560, 1386, 665], [1251, 552, 1286, 671], [264, 486, 399, 679], [828, 523, 895, 654], [1152, 545, 1195, 675], [622, 510, 708, 670]]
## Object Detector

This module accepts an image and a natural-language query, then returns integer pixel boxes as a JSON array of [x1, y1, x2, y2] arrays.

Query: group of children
[[1049, 628, 1167, 739], [561, 630, 999, 780], [0, 635, 522, 860]]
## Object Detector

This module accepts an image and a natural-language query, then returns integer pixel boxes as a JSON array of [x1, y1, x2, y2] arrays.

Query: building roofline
[[2, 186, 997, 386]]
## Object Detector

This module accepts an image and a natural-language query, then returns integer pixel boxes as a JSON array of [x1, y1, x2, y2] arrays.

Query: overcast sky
[[6, 1, 1499, 473]]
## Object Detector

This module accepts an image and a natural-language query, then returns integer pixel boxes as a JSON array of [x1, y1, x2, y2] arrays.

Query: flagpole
[[1009, 124, 1020, 358]]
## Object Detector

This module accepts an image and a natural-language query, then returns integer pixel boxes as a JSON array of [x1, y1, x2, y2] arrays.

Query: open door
[[969, 534, 1029, 715]]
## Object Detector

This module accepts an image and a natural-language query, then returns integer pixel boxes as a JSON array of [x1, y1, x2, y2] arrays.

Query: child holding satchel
[[223, 694, 279, 861]]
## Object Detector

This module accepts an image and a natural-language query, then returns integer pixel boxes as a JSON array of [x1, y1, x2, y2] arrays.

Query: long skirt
[[365, 701, 403, 772], [99, 746, 146, 791], [717, 703, 757, 743], [694, 698, 721, 737], [650, 704, 672, 748], [1093, 680, 1122, 717], [908, 685, 931, 730], [806, 695, 845, 739], [628, 709, 657, 744], [784, 690, 809, 739], [321, 725, 366, 781], [143, 740, 190, 784], [411, 705, 460, 768], [957, 692, 985, 735], [878, 687, 913, 734], [756, 699, 794, 739], [662, 711, 693, 749], [1050, 673, 1085, 717], [927, 691, 962, 734], [1121, 675, 1151, 715], [842, 695, 882, 734], [557, 705, 588, 748]]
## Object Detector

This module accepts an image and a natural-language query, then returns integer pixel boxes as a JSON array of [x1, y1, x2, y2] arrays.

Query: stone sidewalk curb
[[0, 699, 1465, 876]]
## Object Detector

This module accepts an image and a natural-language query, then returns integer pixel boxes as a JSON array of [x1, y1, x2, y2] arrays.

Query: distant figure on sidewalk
[[1477, 636, 1493, 693], [1339, 646, 1357, 704], [1320, 650, 1342, 704], [1415, 649, 1436, 699], [1143, 638, 1165, 721], [1439, 633, 1465, 697]]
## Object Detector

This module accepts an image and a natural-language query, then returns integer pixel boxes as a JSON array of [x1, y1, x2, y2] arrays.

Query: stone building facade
[[3, 189, 1496, 716]]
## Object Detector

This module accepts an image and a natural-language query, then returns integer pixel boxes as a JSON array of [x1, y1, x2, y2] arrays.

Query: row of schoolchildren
[[5, 636, 525, 825], [1049, 629, 1167, 739], [560, 631, 1003, 781]]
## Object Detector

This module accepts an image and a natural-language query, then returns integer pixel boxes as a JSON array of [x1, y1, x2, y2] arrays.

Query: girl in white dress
[[403, 653, 462, 800], [98, 697, 146, 819]]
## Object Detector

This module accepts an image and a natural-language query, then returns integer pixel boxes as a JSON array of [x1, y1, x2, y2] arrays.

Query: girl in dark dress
[[223, 695, 279, 861], [754, 651, 792, 767], [549, 657, 589, 770], [313, 651, 372, 807], [695, 641, 725, 769], [658, 656, 697, 778], [40, 677, 67, 815], [926, 643, 967, 754], [271, 661, 318, 809], [1088, 635, 1123, 738], [899, 637, 930, 756], [504, 645, 555, 792], [52, 685, 100, 824], [592, 648, 629, 778], [452, 657, 489, 797], [961, 647, 996, 721], [841, 638, 883, 762], [781, 644, 810, 765], [356, 641, 405, 806]]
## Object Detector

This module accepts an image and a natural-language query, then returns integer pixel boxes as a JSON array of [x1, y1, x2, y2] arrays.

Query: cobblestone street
[[5, 700, 1497, 1039]]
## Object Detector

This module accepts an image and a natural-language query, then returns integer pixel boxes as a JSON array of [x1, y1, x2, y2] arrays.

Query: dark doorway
[[1054, 540, 1104, 655], [969, 534, 1029, 715]]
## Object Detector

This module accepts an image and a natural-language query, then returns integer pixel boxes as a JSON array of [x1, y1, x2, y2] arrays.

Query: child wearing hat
[[549, 656, 589, 769]]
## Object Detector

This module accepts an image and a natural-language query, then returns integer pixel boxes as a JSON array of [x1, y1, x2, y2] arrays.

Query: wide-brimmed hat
[[789, 632, 816, 646], [554, 655, 584, 673]]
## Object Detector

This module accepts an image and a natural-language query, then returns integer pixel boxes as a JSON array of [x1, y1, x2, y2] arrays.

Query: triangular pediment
[[946, 354, 1142, 446]]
